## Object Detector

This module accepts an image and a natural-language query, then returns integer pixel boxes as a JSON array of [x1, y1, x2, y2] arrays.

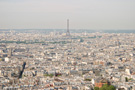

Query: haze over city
[[0, 0, 135, 30], [1, 0, 135, 90]]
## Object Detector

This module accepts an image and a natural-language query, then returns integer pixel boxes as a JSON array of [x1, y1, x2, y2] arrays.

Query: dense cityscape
[[0, 0, 135, 89], [0, 30, 135, 90]]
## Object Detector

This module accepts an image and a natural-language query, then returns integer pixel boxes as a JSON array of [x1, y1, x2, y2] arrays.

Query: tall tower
[[66, 19, 70, 36], [8, 48, 12, 57]]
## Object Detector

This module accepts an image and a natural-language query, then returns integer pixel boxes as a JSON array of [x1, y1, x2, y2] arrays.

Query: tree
[[99, 84, 116, 90], [80, 38, 84, 42], [109, 85, 116, 90], [125, 77, 128, 82], [84, 78, 91, 81], [94, 87, 99, 90], [99, 84, 108, 90]]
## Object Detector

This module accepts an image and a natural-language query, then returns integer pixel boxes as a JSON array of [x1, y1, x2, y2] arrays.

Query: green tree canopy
[[94, 84, 116, 90], [99, 84, 116, 90], [94, 87, 99, 90]]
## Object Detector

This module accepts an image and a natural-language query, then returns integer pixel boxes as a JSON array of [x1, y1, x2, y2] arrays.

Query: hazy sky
[[0, 0, 135, 30]]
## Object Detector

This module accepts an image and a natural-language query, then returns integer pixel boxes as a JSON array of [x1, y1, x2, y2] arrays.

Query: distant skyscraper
[[66, 19, 70, 36], [8, 48, 12, 57]]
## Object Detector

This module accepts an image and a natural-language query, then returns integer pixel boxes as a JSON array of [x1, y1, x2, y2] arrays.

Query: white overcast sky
[[0, 0, 135, 30]]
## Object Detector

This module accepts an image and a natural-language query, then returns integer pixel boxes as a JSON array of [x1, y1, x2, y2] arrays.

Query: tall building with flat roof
[[8, 48, 12, 57]]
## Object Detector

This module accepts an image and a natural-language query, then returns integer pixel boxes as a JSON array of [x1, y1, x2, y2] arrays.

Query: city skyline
[[0, 0, 135, 30]]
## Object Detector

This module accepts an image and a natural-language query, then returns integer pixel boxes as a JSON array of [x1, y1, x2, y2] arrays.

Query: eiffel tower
[[66, 19, 70, 36]]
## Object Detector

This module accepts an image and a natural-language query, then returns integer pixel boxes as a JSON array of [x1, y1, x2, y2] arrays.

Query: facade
[[95, 78, 109, 88]]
